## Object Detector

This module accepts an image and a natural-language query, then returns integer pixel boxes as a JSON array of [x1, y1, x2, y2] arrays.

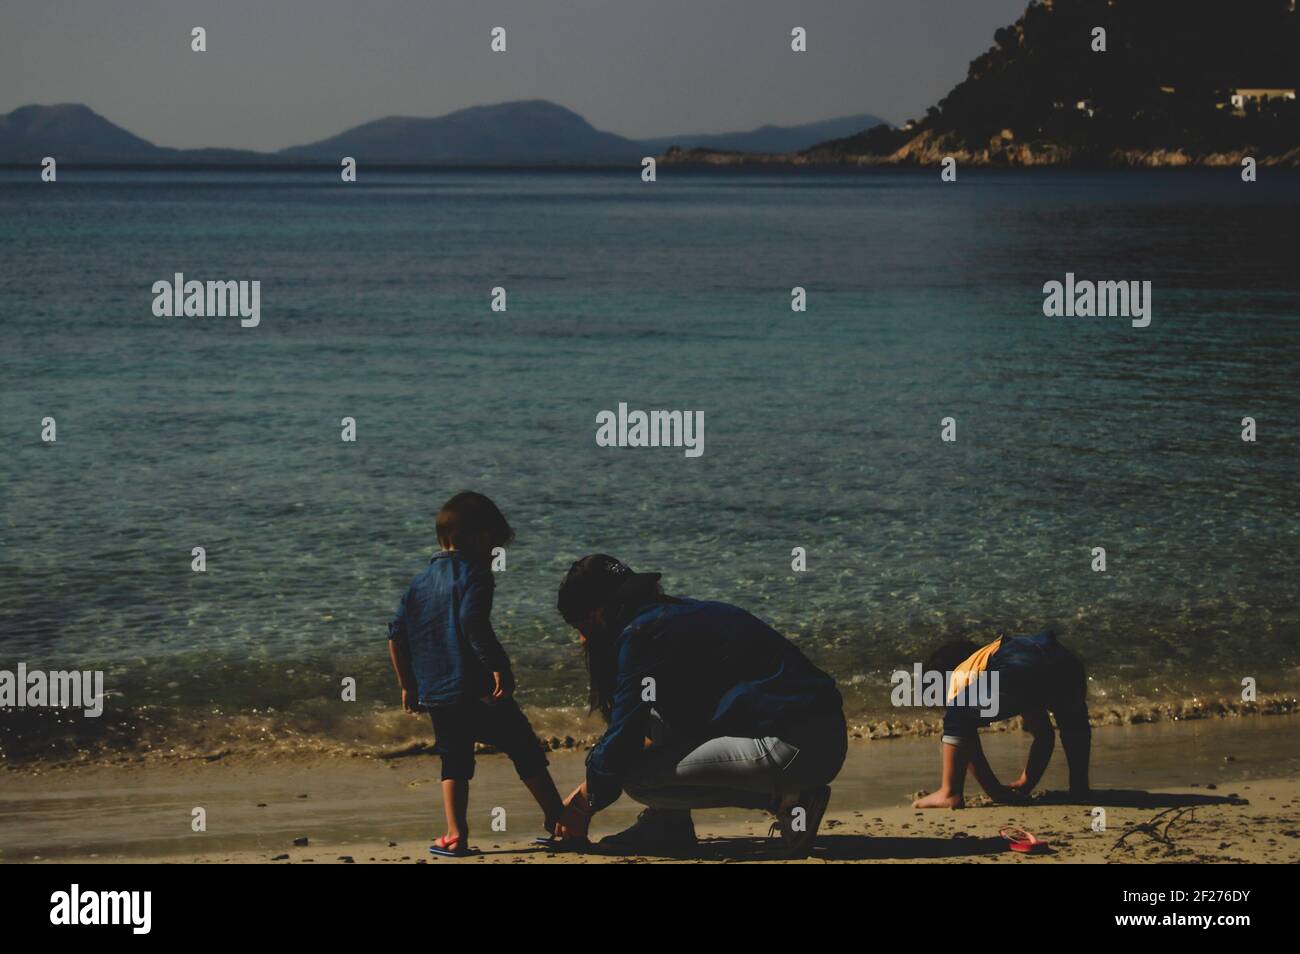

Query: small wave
[[2, 693, 1294, 771]]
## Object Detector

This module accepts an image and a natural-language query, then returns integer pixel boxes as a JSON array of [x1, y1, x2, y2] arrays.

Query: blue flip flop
[[428, 838, 482, 858]]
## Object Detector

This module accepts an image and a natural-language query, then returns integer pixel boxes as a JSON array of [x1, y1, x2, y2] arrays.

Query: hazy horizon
[[0, 0, 1028, 151]]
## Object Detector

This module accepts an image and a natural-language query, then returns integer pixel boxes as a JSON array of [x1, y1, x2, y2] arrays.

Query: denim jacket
[[585, 599, 843, 810], [387, 551, 511, 707]]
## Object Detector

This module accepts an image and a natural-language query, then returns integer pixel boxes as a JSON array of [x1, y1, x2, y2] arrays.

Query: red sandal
[[1000, 826, 1048, 854]]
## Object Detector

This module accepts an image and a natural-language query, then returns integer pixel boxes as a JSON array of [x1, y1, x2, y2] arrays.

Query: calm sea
[[1, 167, 1297, 760]]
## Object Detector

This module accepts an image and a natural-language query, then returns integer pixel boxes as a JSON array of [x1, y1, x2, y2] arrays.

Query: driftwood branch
[[1110, 806, 1197, 853]]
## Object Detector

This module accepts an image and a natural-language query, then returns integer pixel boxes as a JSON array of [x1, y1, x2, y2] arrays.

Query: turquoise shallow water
[[1, 167, 1297, 758]]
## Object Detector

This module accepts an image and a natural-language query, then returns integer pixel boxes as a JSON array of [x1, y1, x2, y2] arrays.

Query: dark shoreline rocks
[[659, 138, 1300, 170]]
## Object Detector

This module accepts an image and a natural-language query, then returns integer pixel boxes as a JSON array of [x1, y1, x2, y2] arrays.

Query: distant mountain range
[[0, 100, 891, 166], [280, 100, 643, 163], [666, 0, 1300, 168], [638, 114, 890, 155], [1, 104, 160, 162]]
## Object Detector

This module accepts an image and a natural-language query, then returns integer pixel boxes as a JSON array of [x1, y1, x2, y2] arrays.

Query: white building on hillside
[[1228, 88, 1296, 115]]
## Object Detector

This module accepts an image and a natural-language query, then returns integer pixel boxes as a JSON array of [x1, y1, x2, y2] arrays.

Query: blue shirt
[[387, 551, 511, 707], [585, 599, 843, 810], [941, 631, 1087, 746]]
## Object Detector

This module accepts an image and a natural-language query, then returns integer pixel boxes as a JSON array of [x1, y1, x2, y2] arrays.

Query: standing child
[[387, 491, 564, 856]]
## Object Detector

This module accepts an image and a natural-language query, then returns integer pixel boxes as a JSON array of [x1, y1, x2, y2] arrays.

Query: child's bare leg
[[913, 741, 968, 808], [442, 778, 470, 842], [1008, 708, 1054, 795], [522, 771, 565, 833], [1061, 722, 1092, 794]]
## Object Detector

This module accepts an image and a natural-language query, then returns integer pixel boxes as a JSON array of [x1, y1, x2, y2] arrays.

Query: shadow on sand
[[1032, 788, 1249, 808], [527, 834, 1014, 862], [714, 834, 1012, 862], [515, 787, 1248, 862]]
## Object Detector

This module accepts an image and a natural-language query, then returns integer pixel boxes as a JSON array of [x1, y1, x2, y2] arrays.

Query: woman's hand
[[401, 688, 421, 714], [553, 807, 590, 841], [553, 785, 593, 841]]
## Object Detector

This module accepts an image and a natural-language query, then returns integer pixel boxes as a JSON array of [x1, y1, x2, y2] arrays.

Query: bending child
[[913, 630, 1091, 809]]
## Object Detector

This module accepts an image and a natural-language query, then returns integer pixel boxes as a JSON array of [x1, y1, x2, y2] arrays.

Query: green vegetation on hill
[[814, 0, 1299, 163]]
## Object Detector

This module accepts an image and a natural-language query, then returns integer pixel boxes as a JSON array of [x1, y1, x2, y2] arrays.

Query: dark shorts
[[429, 697, 548, 782]]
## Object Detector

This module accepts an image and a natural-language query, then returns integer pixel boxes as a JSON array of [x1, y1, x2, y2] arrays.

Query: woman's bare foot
[[913, 790, 964, 809]]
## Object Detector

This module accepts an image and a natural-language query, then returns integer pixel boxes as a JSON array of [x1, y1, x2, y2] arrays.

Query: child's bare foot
[[913, 790, 964, 809]]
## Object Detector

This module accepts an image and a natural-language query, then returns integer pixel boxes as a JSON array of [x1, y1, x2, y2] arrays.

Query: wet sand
[[3, 714, 1297, 864]]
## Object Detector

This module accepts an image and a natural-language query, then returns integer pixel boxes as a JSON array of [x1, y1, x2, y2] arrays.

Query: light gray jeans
[[622, 713, 847, 811]]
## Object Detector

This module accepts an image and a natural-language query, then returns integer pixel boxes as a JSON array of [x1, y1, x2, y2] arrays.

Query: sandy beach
[[5, 713, 1296, 864]]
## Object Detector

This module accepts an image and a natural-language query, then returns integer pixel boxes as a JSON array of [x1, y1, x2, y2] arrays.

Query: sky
[[0, 0, 1030, 150]]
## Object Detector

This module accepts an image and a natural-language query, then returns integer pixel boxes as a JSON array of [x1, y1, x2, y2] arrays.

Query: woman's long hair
[[585, 576, 675, 722], [584, 634, 620, 723]]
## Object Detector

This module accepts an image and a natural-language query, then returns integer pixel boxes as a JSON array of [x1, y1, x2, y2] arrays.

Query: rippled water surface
[[1, 167, 1297, 756]]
